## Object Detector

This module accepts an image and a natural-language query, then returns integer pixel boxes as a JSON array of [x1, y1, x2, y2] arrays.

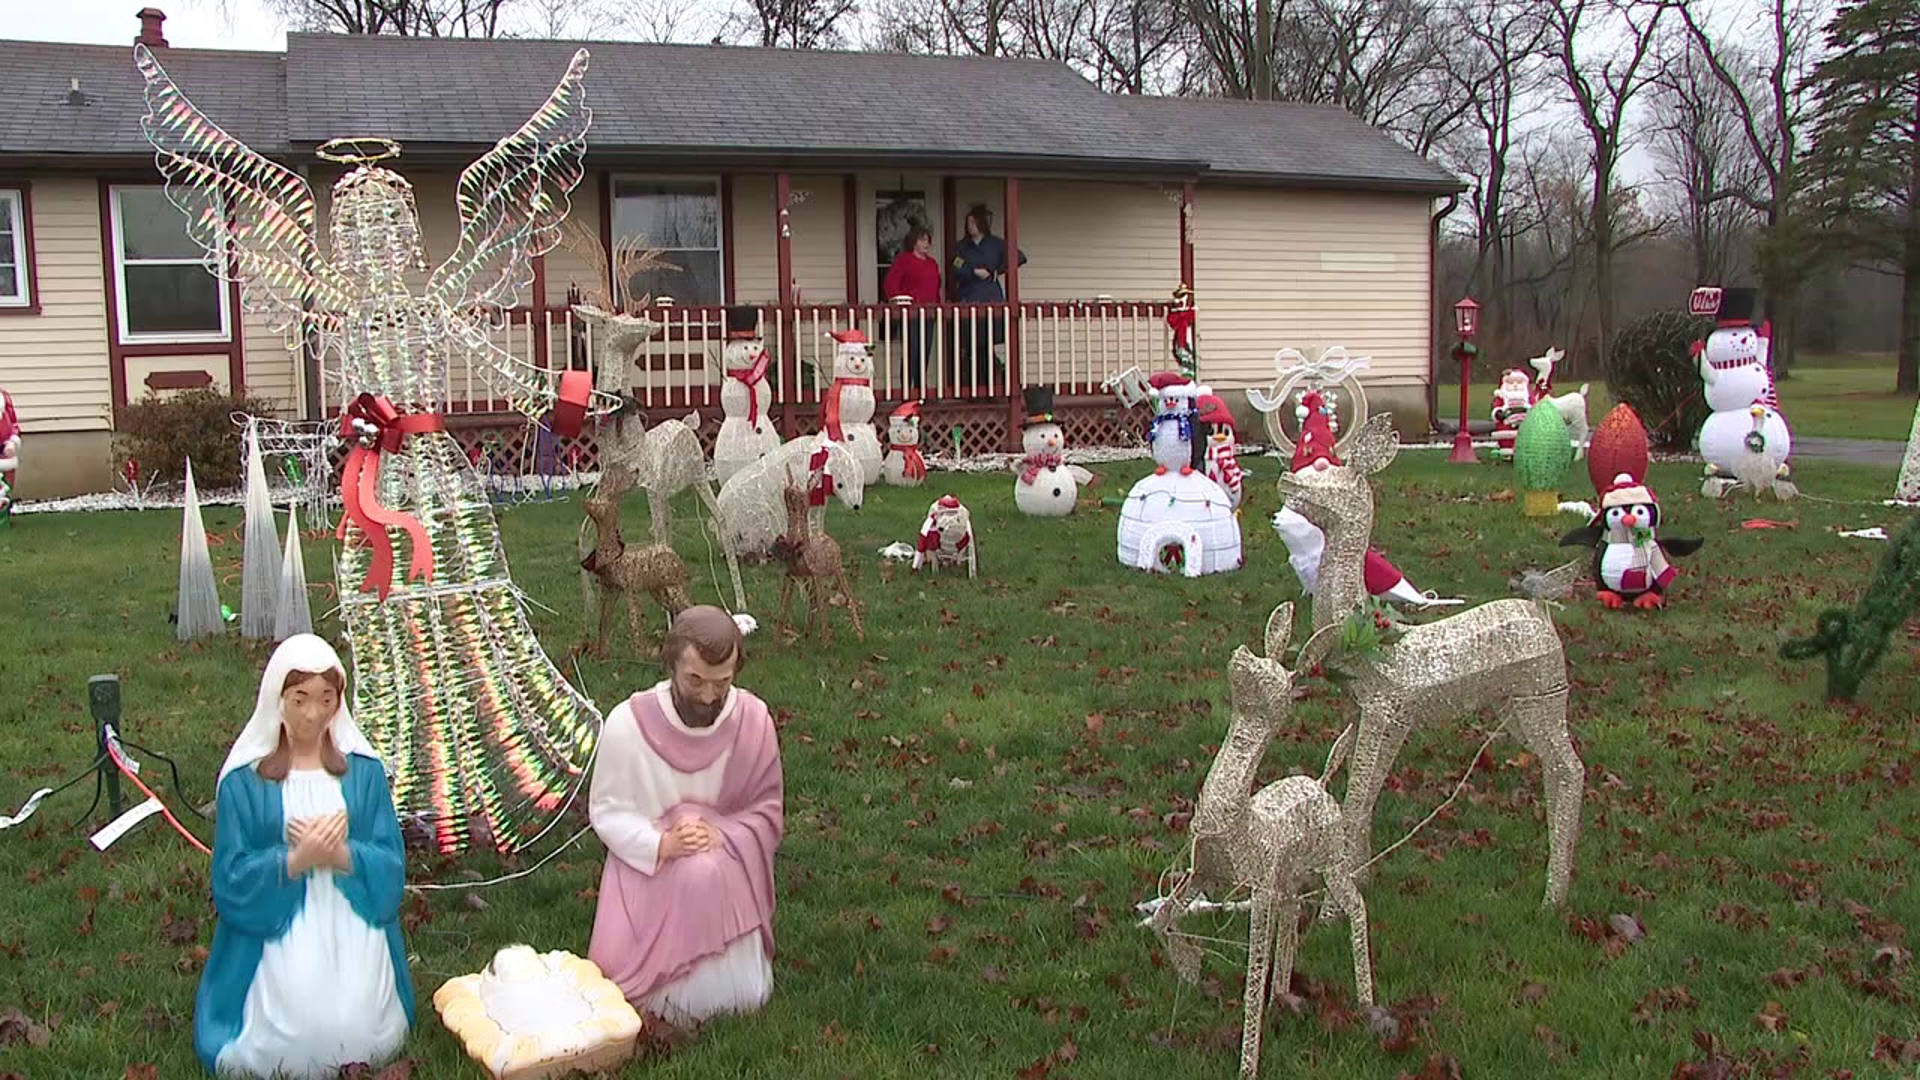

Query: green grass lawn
[[1439, 356, 1918, 442], [2, 451, 1918, 1079]]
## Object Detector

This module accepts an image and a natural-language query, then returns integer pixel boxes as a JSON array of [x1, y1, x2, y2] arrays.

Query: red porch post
[[776, 171, 797, 438], [1179, 182, 1195, 290], [1003, 175, 1022, 451], [842, 174, 859, 304]]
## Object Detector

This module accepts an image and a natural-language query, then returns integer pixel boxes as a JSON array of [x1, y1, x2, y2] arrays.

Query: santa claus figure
[[1272, 399, 1461, 609], [1487, 348, 1558, 460], [823, 329, 882, 483], [882, 400, 927, 488], [913, 494, 976, 577], [0, 387, 19, 512], [1193, 392, 1242, 510]]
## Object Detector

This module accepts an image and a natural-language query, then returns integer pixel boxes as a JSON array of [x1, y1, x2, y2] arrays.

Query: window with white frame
[[610, 176, 724, 307], [0, 189, 28, 308], [110, 185, 230, 342]]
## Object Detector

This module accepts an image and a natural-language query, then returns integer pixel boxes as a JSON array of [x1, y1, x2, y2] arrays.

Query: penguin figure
[[1559, 473, 1704, 609]]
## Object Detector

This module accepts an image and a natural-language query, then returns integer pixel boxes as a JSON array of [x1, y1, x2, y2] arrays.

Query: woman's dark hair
[[903, 225, 932, 250], [257, 667, 349, 781], [964, 204, 994, 236]]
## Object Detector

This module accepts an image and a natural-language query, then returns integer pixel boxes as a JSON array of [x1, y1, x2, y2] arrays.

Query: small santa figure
[[1146, 373, 1210, 475], [883, 400, 927, 488], [913, 493, 976, 577], [1193, 392, 1242, 510], [823, 328, 882, 483], [1272, 399, 1461, 609]]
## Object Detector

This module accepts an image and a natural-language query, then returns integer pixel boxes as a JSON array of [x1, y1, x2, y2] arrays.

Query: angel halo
[[133, 43, 622, 857]]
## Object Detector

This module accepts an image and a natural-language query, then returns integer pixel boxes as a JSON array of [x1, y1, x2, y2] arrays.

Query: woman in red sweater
[[884, 227, 940, 390]]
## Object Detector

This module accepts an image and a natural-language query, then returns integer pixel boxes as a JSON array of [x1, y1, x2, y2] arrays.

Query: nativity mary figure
[[193, 633, 414, 1077]]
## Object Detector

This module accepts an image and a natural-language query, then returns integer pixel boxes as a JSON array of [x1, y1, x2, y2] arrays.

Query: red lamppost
[[1448, 296, 1481, 464]]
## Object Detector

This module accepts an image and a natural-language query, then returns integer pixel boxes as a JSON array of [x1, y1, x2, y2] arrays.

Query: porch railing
[[316, 300, 1172, 419]]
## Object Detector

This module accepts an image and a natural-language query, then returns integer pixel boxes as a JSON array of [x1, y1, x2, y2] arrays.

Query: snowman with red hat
[[883, 400, 928, 487], [823, 328, 882, 483], [716, 305, 781, 483], [1271, 393, 1463, 608], [1558, 472, 1704, 609]]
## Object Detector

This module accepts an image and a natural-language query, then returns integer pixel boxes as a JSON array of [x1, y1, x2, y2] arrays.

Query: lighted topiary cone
[[1588, 403, 1651, 498], [1514, 401, 1573, 516]]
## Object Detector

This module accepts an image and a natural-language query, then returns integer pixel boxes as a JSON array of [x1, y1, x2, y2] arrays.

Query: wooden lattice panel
[[1058, 403, 1147, 451]]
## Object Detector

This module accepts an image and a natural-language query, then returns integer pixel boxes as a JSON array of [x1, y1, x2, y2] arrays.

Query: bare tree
[[613, 0, 727, 42], [218, 0, 522, 35], [1668, 0, 1827, 375], [1081, 0, 1190, 92], [1648, 36, 1761, 283], [728, 0, 860, 46], [1540, 0, 1664, 371]]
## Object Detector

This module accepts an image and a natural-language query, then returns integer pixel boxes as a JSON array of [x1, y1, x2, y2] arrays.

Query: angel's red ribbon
[[334, 394, 442, 600], [823, 377, 869, 441], [727, 350, 771, 427]]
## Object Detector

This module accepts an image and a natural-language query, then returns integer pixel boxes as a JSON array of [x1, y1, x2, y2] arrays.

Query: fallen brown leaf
[[1755, 1001, 1788, 1034]]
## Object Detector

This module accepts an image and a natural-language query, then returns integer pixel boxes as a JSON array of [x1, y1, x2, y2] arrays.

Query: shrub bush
[[115, 388, 281, 490], [1605, 311, 1713, 449]]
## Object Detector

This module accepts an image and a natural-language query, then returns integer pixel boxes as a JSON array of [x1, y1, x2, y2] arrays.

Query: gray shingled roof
[[0, 42, 286, 157], [1125, 96, 1461, 193], [0, 34, 1462, 192]]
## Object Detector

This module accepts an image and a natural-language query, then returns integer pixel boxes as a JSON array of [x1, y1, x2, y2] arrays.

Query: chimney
[[136, 8, 168, 48]]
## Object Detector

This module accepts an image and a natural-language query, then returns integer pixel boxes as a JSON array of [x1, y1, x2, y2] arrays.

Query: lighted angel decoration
[[135, 44, 624, 856]]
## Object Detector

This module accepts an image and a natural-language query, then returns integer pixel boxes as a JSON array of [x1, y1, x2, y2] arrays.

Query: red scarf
[[824, 377, 869, 441], [1018, 451, 1063, 486], [894, 445, 927, 480], [727, 350, 771, 426], [334, 394, 442, 600]]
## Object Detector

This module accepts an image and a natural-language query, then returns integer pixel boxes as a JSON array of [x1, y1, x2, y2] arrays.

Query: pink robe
[[587, 683, 783, 1022]]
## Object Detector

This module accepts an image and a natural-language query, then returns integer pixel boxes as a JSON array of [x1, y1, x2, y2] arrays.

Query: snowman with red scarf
[[1271, 396, 1462, 608], [1012, 385, 1093, 517], [716, 305, 781, 484], [1691, 286, 1795, 498], [0, 388, 17, 514], [823, 328, 883, 484], [883, 400, 928, 488]]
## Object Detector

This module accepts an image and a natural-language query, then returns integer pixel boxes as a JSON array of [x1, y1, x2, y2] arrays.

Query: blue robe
[[194, 753, 415, 1073]]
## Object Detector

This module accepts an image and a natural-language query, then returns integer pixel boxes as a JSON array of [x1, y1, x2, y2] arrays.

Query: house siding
[[0, 178, 112, 433], [959, 178, 1182, 303], [731, 173, 846, 306], [1191, 186, 1433, 391]]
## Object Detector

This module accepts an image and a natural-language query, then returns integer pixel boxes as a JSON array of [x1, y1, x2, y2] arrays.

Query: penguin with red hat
[[1193, 392, 1242, 510], [1558, 472, 1704, 609], [883, 400, 928, 487], [1146, 372, 1209, 475], [1271, 394, 1463, 608]]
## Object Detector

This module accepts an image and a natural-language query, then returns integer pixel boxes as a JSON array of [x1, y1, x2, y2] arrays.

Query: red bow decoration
[[1018, 451, 1063, 486], [727, 349, 771, 427], [808, 446, 835, 506], [824, 377, 869, 441], [334, 394, 443, 600], [1166, 308, 1195, 351]]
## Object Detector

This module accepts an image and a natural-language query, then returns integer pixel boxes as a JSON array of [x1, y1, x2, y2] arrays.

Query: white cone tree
[[176, 459, 224, 640]]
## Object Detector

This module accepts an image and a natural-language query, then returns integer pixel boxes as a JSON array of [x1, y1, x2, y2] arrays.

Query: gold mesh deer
[[1276, 414, 1585, 909], [1148, 602, 1373, 1080]]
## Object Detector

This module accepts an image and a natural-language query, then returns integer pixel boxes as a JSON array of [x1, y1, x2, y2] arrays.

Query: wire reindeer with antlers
[[1146, 601, 1373, 1080], [1275, 414, 1585, 910]]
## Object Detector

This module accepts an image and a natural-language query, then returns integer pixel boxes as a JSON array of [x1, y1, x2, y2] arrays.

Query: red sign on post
[[1688, 287, 1723, 318]]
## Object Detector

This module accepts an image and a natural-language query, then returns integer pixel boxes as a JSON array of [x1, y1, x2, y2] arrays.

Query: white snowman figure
[[1146, 372, 1208, 475], [883, 400, 927, 487], [822, 328, 883, 484], [1011, 385, 1092, 517], [714, 305, 781, 484], [1692, 286, 1795, 498]]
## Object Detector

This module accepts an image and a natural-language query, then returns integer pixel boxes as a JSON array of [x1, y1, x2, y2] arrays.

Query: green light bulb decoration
[[1513, 401, 1573, 517]]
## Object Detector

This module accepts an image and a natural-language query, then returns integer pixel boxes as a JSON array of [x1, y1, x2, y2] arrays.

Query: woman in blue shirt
[[949, 205, 1027, 388]]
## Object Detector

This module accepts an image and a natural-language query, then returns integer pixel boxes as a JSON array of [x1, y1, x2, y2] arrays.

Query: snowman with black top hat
[[1011, 385, 1091, 517]]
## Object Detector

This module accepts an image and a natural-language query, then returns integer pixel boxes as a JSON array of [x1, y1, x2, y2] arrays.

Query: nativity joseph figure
[[195, 634, 413, 1077], [587, 605, 785, 1025]]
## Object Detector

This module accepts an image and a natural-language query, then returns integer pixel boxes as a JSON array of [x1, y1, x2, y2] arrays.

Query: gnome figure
[[1194, 392, 1242, 510], [1013, 385, 1092, 517], [1559, 472, 1705, 610], [823, 328, 883, 483], [883, 400, 927, 487], [715, 305, 780, 484], [913, 493, 976, 577], [1272, 394, 1462, 609]]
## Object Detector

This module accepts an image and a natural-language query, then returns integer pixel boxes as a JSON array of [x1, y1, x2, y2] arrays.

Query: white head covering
[[218, 633, 381, 783]]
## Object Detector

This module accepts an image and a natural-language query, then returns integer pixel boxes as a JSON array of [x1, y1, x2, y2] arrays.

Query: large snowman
[[823, 328, 883, 484], [715, 305, 781, 484], [1011, 385, 1091, 516], [1692, 286, 1795, 498]]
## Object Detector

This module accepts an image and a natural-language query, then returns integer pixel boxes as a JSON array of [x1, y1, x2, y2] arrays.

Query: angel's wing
[[134, 44, 347, 336], [429, 48, 592, 317]]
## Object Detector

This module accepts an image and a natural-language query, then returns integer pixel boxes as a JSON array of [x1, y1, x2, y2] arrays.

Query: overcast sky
[[7, 0, 288, 50]]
